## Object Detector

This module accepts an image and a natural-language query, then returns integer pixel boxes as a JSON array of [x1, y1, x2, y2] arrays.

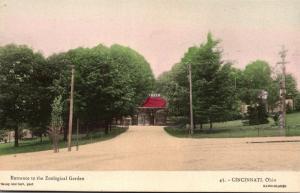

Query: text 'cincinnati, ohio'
[[231, 177, 277, 183]]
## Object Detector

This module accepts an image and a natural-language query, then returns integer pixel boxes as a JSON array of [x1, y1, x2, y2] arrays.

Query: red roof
[[141, 96, 167, 108]]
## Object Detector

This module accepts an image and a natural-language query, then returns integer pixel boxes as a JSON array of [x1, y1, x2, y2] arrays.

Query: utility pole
[[68, 65, 75, 151], [188, 63, 194, 135], [277, 46, 288, 134], [76, 118, 79, 151]]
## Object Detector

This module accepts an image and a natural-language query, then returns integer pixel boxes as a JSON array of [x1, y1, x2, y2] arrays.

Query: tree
[[236, 60, 274, 124], [46, 52, 72, 141], [27, 52, 61, 142], [267, 80, 280, 112], [47, 44, 154, 135], [295, 92, 300, 111], [284, 74, 298, 112], [247, 102, 269, 125], [156, 66, 189, 117], [158, 33, 238, 129], [186, 34, 238, 129], [282, 74, 298, 111], [239, 60, 272, 105], [0, 42, 155, 144], [49, 95, 63, 153], [267, 73, 298, 112], [109, 45, 154, 121], [0, 44, 47, 147]]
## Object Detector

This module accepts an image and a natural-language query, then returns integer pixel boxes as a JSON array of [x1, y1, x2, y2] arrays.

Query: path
[[0, 126, 299, 170]]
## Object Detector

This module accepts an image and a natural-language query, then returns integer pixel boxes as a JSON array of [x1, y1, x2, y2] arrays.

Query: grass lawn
[[165, 112, 300, 138], [0, 126, 127, 156]]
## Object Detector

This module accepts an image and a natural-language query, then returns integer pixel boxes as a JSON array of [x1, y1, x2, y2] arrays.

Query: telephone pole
[[68, 65, 75, 151], [76, 118, 79, 151], [188, 63, 194, 135], [277, 46, 288, 134]]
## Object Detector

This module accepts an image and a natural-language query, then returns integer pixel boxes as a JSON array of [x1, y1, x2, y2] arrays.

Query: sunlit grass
[[165, 112, 300, 138], [0, 127, 127, 156]]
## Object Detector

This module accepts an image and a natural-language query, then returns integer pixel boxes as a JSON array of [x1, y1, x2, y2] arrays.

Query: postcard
[[0, 0, 299, 192]]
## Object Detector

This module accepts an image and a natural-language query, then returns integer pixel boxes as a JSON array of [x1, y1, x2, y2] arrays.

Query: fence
[[166, 124, 300, 138]]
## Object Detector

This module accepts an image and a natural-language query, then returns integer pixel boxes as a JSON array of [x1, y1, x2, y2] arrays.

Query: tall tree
[[47, 44, 154, 134], [27, 52, 61, 142], [156, 69, 189, 117], [49, 95, 63, 153], [267, 73, 298, 112], [239, 60, 272, 105], [0, 44, 47, 147], [190, 34, 237, 128], [158, 33, 238, 129]]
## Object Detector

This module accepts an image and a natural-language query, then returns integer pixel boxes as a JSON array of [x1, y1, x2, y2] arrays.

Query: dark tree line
[[156, 33, 299, 128], [0, 44, 154, 146]]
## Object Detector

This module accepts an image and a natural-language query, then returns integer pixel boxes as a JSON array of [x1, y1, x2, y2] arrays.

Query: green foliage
[[247, 103, 269, 125], [47, 44, 154, 131], [295, 92, 300, 111], [238, 60, 272, 105], [281, 74, 298, 99], [267, 80, 280, 112], [241, 62, 271, 124], [156, 69, 189, 117], [266, 74, 298, 112], [272, 112, 279, 126], [0, 45, 41, 126], [49, 95, 63, 152], [0, 129, 8, 142], [237, 59, 298, 113], [0, 43, 154, 147], [244, 60, 272, 88], [156, 33, 239, 127], [50, 95, 63, 129], [0, 44, 52, 146], [283, 74, 298, 112]]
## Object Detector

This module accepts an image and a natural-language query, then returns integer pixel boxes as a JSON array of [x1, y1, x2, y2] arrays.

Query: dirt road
[[0, 126, 299, 170]]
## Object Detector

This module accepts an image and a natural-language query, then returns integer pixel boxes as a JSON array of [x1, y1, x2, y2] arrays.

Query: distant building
[[271, 98, 294, 112], [1, 129, 33, 143], [240, 99, 294, 114], [137, 94, 167, 125]]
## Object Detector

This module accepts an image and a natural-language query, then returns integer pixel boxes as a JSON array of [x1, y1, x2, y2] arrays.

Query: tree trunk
[[53, 130, 56, 153], [109, 121, 112, 132], [63, 126, 67, 142], [40, 134, 43, 142], [55, 132, 58, 153], [104, 120, 109, 134], [57, 128, 60, 152], [86, 124, 89, 137], [14, 126, 19, 147], [53, 127, 59, 153], [200, 123, 203, 130], [209, 120, 213, 130]]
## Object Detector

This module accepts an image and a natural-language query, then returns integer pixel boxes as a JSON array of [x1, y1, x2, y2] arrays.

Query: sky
[[0, 0, 299, 88]]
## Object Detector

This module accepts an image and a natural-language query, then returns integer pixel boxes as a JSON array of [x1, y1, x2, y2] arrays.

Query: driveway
[[0, 126, 299, 170]]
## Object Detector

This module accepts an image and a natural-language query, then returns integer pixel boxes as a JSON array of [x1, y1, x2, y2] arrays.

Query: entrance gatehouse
[[137, 94, 167, 125]]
